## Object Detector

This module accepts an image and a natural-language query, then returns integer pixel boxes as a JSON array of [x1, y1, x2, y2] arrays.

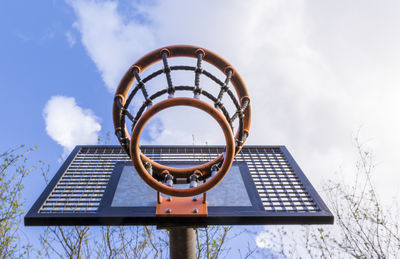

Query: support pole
[[169, 227, 196, 259]]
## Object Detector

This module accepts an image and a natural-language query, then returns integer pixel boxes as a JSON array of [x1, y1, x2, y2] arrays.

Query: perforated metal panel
[[25, 145, 333, 226], [39, 147, 130, 213]]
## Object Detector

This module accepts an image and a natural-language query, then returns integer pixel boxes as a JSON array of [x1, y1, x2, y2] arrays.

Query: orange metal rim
[[130, 97, 235, 197], [113, 45, 251, 156]]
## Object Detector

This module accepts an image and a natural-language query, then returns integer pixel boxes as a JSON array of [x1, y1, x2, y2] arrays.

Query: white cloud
[[68, 0, 155, 92], [43, 96, 101, 153], [119, 0, 351, 178]]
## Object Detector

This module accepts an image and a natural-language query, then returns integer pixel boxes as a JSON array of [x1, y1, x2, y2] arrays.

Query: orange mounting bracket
[[156, 191, 208, 217]]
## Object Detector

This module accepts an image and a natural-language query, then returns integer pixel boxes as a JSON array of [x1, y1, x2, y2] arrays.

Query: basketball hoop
[[26, 45, 333, 259], [113, 45, 251, 196]]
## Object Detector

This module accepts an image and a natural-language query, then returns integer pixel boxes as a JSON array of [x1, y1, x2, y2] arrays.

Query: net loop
[[121, 108, 134, 122], [133, 69, 150, 102], [194, 51, 204, 98], [162, 51, 175, 96], [217, 69, 233, 101], [193, 87, 203, 99], [214, 99, 222, 109], [194, 67, 203, 74], [144, 98, 153, 108]]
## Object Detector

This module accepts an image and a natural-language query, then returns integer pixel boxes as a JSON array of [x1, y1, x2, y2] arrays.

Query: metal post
[[169, 227, 196, 259]]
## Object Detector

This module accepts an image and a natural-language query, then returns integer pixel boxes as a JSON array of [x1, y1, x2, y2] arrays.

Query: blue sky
[[1, 1, 112, 157], [2, 0, 400, 252]]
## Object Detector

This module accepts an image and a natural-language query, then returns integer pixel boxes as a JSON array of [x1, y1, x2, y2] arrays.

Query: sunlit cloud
[[43, 96, 101, 153], [68, 0, 155, 92]]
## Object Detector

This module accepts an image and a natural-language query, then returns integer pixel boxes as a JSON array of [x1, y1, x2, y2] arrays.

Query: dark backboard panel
[[25, 145, 333, 226]]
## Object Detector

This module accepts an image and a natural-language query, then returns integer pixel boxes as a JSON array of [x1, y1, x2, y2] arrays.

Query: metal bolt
[[166, 208, 172, 213], [190, 173, 199, 188], [167, 197, 172, 201], [192, 208, 199, 213], [192, 197, 197, 201], [165, 174, 173, 187], [166, 179, 173, 187]]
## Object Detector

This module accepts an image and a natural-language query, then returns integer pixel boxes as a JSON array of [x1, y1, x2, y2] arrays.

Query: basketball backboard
[[25, 145, 333, 227]]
